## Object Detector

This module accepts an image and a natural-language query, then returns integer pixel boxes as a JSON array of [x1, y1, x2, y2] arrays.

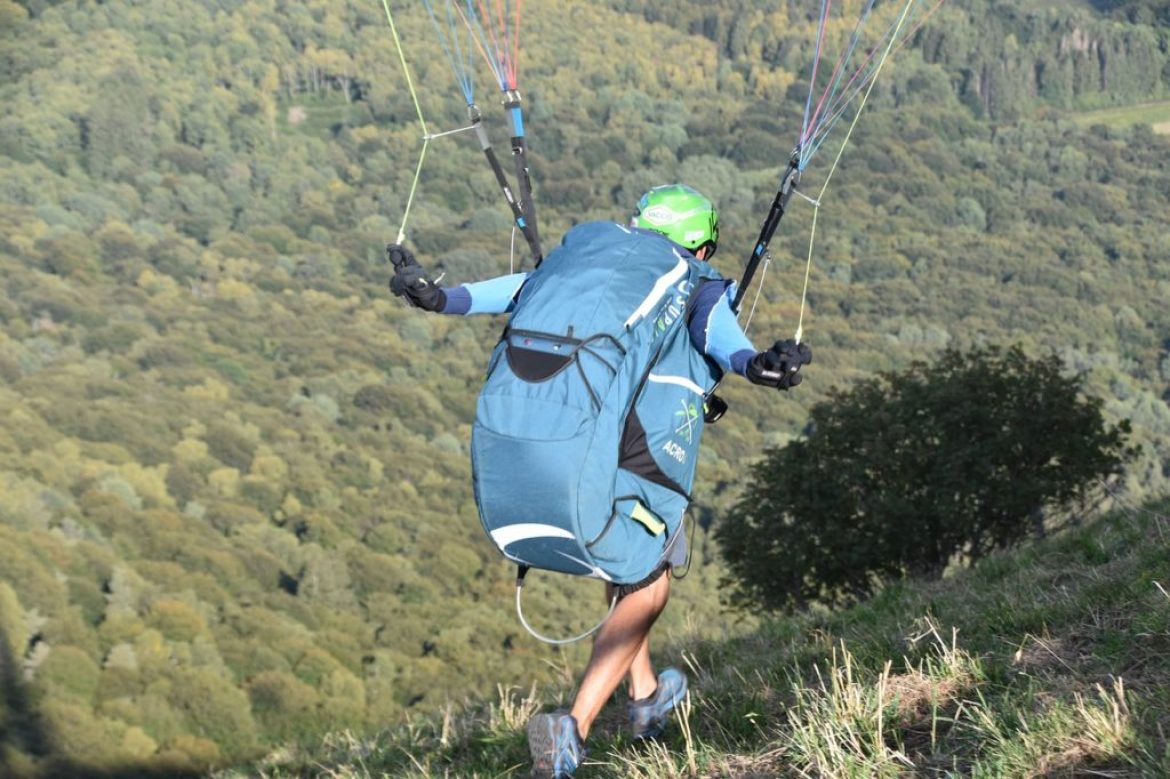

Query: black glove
[[746, 339, 812, 390], [387, 244, 446, 312]]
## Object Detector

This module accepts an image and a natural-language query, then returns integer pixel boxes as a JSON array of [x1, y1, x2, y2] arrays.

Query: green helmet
[[631, 184, 720, 257]]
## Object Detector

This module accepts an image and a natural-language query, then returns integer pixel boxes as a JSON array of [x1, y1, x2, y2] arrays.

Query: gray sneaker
[[628, 667, 688, 740], [528, 711, 584, 778]]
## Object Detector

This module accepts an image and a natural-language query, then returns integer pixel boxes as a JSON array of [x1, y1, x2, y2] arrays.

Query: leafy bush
[[717, 346, 1133, 611]]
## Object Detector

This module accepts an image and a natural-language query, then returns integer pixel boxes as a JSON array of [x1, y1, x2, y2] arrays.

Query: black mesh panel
[[618, 409, 689, 498]]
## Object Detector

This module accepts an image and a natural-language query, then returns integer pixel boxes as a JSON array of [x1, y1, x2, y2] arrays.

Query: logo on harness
[[663, 400, 699, 463], [654, 280, 694, 334], [673, 400, 699, 445]]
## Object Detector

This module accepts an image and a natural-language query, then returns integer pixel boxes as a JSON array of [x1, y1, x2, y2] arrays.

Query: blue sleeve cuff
[[465, 272, 529, 315], [730, 348, 756, 377], [440, 273, 529, 316], [442, 286, 472, 315]]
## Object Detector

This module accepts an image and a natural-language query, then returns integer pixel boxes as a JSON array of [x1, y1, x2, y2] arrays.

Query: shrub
[[718, 346, 1133, 612], [246, 670, 322, 743]]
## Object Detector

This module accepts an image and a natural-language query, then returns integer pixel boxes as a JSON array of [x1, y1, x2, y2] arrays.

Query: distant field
[[1071, 100, 1170, 133], [1013, 0, 1108, 12], [1021, 0, 1098, 8], [278, 94, 362, 135]]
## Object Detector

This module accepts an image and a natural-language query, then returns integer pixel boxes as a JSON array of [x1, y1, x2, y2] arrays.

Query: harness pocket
[[472, 420, 597, 578], [584, 496, 668, 584], [585, 467, 687, 584]]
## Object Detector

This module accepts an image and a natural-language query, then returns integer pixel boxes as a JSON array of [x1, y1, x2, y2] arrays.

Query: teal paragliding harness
[[471, 222, 724, 641]]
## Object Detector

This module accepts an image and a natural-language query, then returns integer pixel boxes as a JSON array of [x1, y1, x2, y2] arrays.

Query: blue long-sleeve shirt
[[441, 271, 757, 377]]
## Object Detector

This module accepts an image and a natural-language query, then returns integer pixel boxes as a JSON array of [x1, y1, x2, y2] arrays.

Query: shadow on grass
[[7, 763, 204, 779], [0, 625, 202, 779], [0, 622, 51, 767]]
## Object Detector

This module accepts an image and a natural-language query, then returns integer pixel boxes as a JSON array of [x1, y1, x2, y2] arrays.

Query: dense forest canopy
[[1, 0, 1168, 772]]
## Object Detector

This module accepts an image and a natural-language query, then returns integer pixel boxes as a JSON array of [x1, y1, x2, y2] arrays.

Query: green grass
[[1070, 100, 1170, 133], [218, 498, 1170, 777]]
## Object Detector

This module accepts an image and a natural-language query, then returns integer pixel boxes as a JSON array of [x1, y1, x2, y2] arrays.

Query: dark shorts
[[615, 531, 688, 598]]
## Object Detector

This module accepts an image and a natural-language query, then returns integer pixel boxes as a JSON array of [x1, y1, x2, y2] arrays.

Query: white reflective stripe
[[490, 523, 575, 549], [624, 256, 688, 328], [554, 551, 613, 581], [702, 290, 719, 353], [648, 373, 705, 396]]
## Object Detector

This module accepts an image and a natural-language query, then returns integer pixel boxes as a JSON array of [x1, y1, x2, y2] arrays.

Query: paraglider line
[[396, 140, 430, 246], [742, 252, 772, 336], [795, 0, 917, 344], [510, 224, 517, 274], [382, 0, 428, 134], [381, 0, 431, 243], [454, 0, 506, 87], [475, 0, 512, 89], [794, 190, 821, 208], [802, 0, 878, 163], [422, 0, 475, 104], [800, 0, 832, 145], [806, 0, 949, 162], [424, 123, 480, 140], [512, 0, 522, 90]]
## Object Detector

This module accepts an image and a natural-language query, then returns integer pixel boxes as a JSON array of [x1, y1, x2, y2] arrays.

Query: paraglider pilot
[[390, 185, 811, 777]]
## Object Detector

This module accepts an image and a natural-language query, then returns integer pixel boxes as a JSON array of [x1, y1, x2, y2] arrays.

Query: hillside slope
[[231, 497, 1170, 777]]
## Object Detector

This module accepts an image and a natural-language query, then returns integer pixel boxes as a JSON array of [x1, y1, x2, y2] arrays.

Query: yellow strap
[[630, 502, 666, 536]]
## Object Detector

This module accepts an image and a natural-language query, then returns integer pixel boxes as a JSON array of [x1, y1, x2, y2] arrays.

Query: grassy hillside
[[227, 497, 1170, 776]]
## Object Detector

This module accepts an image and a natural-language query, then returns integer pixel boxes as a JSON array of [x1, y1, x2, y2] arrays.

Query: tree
[[85, 63, 156, 179], [717, 346, 1133, 612]]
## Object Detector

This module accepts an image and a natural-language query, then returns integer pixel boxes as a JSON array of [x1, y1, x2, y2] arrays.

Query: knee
[[626, 572, 670, 613]]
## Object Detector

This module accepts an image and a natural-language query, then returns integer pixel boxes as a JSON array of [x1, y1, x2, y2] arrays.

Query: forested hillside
[[1, 0, 1168, 773]]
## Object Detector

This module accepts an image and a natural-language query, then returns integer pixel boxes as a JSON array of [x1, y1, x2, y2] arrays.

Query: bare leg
[[626, 632, 657, 700], [570, 573, 671, 739], [606, 584, 658, 701]]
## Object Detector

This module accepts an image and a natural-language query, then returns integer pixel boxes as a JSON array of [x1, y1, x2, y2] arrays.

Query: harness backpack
[[471, 221, 723, 587]]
